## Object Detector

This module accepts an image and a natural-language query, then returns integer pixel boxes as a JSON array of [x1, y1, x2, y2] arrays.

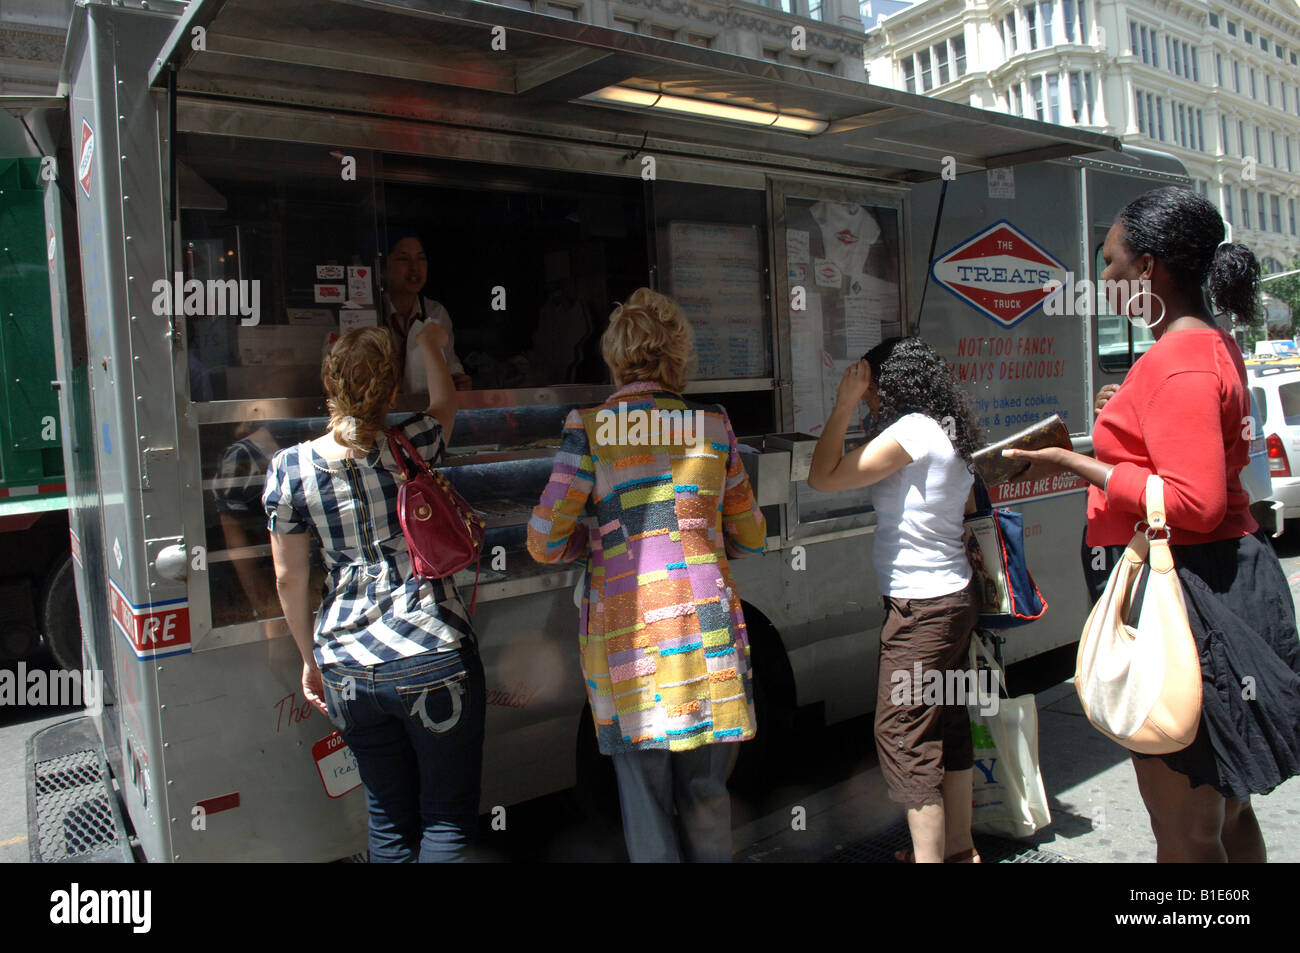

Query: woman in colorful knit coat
[[527, 287, 766, 862]]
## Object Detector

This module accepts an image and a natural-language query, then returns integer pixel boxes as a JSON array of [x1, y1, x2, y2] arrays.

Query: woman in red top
[[1007, 186, 1300, 862]]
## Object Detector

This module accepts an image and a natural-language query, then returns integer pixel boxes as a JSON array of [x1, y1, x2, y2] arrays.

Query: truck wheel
[[41, 552, 83, 672]]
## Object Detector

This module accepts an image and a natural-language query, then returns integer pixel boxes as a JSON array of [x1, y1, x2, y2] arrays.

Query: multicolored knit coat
[[527, 381, 766, 754]]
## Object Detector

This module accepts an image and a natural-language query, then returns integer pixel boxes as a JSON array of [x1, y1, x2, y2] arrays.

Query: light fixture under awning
[[579, 85, 829, 135]]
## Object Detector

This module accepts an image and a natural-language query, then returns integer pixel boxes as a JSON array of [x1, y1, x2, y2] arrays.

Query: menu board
[[784, 200, 902, 436], [666, 222, 767, 379]]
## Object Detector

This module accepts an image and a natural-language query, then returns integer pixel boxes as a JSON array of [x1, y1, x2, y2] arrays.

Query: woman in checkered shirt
[[263, 323, 484, 862]]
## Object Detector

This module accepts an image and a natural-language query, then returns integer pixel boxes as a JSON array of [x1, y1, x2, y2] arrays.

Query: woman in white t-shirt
[[808, 336, 983, 864], [382, 235, 472, 391]]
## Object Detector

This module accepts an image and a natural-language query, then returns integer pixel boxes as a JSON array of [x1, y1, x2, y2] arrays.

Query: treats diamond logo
[[77, 119, 95, 198], [930, 220, 1067, 329]]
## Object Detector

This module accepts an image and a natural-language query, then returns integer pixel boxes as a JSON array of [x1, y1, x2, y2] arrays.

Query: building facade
[[0, 0, 74, 95], [865, 0, 1300, 273], [500, 0, 870, 77]]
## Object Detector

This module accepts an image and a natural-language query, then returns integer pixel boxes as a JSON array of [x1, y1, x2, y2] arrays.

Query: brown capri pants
[[874, 580, 980, 807]]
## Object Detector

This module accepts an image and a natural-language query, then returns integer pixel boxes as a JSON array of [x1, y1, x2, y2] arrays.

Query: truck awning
[[148, 0, 1119, 183]]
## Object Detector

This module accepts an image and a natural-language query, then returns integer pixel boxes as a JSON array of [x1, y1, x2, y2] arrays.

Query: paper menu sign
[[314, 284, 345, 303], [339, 308, 378, 332], [316, 264, 346, 279], [786, 229, 810, 266], [347, 266, 374, 305]]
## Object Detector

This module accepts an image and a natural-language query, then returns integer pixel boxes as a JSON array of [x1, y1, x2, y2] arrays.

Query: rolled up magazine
[[972, 414, 1071, 487]]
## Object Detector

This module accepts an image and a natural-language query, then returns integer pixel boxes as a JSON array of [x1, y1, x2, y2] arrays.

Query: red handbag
[[384, 426, 486, 611]]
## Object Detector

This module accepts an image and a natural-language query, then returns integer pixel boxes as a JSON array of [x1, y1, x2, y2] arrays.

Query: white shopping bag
[[968, 633, 1051, 838]]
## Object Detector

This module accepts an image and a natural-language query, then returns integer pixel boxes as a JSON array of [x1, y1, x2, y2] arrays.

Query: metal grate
[[825, 819, 1082, 863], [33, 750, 122, 862]]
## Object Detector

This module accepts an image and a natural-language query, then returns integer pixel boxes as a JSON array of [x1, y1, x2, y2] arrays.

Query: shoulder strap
[[384, 426, 428, 479], [1145, 475, 1166, 529], [972, 470, 993, 513]]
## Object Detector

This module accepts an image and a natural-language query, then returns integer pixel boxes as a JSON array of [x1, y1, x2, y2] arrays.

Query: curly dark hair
[[1116, 186, 1260, 324], [863, 337, 981, 462]]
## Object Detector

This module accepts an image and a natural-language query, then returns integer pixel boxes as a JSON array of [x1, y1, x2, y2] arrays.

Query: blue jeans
[[611, 744, 734, 862], [321, 645, 485, 862]]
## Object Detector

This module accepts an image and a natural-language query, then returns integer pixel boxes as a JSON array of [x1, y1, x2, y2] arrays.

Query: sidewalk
[[734, 677, 1300, 863]]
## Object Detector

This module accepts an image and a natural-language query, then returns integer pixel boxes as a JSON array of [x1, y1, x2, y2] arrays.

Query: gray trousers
[[610, 743, 734, 863]]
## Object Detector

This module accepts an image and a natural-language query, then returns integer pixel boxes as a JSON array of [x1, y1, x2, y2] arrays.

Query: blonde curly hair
[[601, 287, 695, 393], [321, 327, 401, 453]]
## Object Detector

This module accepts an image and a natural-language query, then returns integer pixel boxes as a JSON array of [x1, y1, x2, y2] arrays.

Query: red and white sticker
[[312, 732, 362, 798], [108, 579, 191, 659], [988, 471, 1088, 506], [931, 220, 1068, 329], [315, 264, 345, 280], [77, 119, 94, 198], [47, 226, 56, 263], [314, 284, 345, 303]]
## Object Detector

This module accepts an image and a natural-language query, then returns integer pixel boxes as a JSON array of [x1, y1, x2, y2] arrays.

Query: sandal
[[894, 847, 983, 863]]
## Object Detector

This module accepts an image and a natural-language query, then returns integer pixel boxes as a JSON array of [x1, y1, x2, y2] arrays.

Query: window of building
[[1288, 135, 1294, 173], [1197, 110, 1204, 151], [1244, 28, 1253, 45], [1209, 12, 1219, 29], [1292, 52, 1298, 67], [1156, 96, 1165, 139], [1066, 0, 1078, 42], [649, 24, 675, 40], [1238, 120, 1246, 155], [545, 2, 579, 18], [1227, 20, 1237, 38], [1266, 75, 1273, 105], [612, 15, 639, 31], [764, 47, 783, 63], [1130, 21, 1138, 57], [1233, 60, 1240, 93], [1071, 72, 1084, 122], [1256, 126, 1263, 160], [1147, 93, 1156, 139], [1225, 189, 1234, 225], [1272, 131, 1278, 166], [1013, 84, 1024, 116], [1136, 88, 1146, 133], [1216, 53, 1223, 85], [1027, 5, 1037, 50], [1242, 189, 1250, 228], [815, 59, 838, 74], [1192, 46, 1199, 82], [1290, 198, 1297, 236], [1048, 73, 1060, 123], [1251, 69, 1257, 99], [1140, 25, 1150, 64], [809, 0, 824, 21], [1040, 1, 1054, 45], [1084, 72, 1095, 122], [1172, 39, 1180, 76], [1079, 0, 1089, 41], [918, 48, 932, 90], [1220, 115, 1228, 153], [1258, 193, 1267, 231], [902, 55, 915, 91], [1004, 14, 1017, 56], [1166, 36, 1172, 70], [1031, 76, 1044, 120], [935, 43, 949, 85], [1259, 34, 1268, 52], [687, 33, 713, 48], [1278, 44, 1285, 60], [953, 36, 967, 76], [1272, 194, 1283, 232]]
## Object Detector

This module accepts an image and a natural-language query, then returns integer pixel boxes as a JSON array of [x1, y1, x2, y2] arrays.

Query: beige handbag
[[1075, 475, 1203, 754]]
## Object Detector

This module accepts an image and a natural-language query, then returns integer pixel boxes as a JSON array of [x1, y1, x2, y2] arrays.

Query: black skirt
[[1081, 527, 1300, 799]]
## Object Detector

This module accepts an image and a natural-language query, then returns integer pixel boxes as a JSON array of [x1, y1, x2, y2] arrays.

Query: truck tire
[[41, 552, 83, 672]]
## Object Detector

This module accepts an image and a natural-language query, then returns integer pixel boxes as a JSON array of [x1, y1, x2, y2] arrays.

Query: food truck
[[15, 0, 1192, 862]]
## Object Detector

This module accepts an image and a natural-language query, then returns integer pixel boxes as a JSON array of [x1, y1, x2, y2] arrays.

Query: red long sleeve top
[[1086, 327, 1257, 547]]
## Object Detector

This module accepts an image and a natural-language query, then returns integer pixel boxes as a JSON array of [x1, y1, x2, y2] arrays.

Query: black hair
[[1115, 186, 1260, 325], [863, 336, 981, 462]]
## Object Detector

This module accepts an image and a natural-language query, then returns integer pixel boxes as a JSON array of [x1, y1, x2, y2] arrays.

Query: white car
[[1247, 364, 1300, 530]]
